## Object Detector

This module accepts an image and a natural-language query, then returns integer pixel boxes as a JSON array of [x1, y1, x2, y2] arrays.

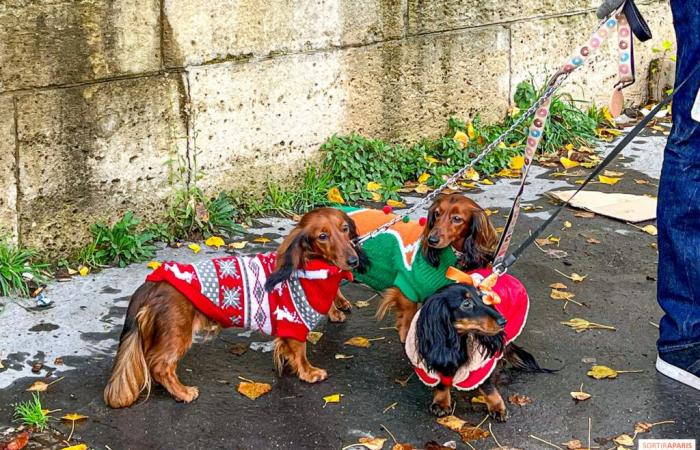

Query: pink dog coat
[[404, 268, 529, 390], [146, 253, 352, 342]]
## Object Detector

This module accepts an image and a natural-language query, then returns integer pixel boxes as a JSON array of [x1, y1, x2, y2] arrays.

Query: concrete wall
[[0, 0, 675, 258]]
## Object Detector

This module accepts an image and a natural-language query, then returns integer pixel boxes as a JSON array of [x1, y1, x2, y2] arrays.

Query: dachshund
[[343, 193, 498, 342], [104, 208, 367, 408], [405, 270, 551, 421]]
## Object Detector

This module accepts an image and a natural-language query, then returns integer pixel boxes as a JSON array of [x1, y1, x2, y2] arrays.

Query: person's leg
[[656, 0, 700, 389]]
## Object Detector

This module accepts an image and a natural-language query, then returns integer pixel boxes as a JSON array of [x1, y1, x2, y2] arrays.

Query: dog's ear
[[343, 212, 370, 274], [265, 228, 310, 292], [461, 209, 498, 270], [421, 203, 441, 267], [416, 293, 465, 376]]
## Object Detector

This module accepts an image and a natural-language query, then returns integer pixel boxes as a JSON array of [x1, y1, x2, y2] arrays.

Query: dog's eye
[[434, 210, 440, 218], [452, 216, 463, 224], [318, 233, 328, 241], [460, 298, 473, 311], [342, 225, 350, 233]]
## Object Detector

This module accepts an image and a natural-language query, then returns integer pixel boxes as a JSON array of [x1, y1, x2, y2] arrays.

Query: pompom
[[382, 205, 393, 214], [418, 217, 427, 226], [402, 215, 410, 223]]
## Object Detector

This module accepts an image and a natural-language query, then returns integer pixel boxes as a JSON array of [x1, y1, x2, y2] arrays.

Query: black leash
[[495, 63, 700, 272]]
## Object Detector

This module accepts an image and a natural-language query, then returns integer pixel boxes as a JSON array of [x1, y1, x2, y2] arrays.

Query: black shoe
[[656, 346, 700, 390]]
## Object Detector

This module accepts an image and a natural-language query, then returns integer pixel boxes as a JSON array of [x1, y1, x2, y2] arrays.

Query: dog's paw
[[178, 386, 199, 403], [430, 402, 452, 417], [489, 407, 508, 422], [299, 367, 328, 383], [335, 296, 352, 312], [328, 308, 346, 323]]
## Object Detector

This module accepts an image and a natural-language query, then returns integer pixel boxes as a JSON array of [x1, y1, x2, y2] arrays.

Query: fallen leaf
[[509, 155, 525, 170], [307, 331, 323, 345], [464, 168, 480, 182], [642, 225, 658, 236], [228, 241, 248, 250], [507, 394, 532, 406], [437, 415, 467, 432], [575, 211, 595, 218], [587, 365, 643, 380], [415, 184, 429, 194], [604, 170, 624, 177], [327, 187, 346, 204], [2, 431, 29, 450], [453, 131, 469, 148], [359, 437, 388, 450], [147, 261, 162, 270], [394, 374, 412, 387], [570, 389, 592, 401], [355, 300, 370, 308], [634, 422, 653, 433], [253, 237, 271, 243], [495, 226, 505, 233], [391, 444, 414, 450], [322, 393, 341, 407], [470, 395, 486, 404], [229, 342, 249, 356], [561, 318, 616, 333], [598, 175, 621, 185], [562, 439, 583, 449], [586, 236, 601, 244], [549, 282, 568, 289], [424, 156, 439, 165], [54, 357, 63, 365], [536, 238, 553, 247], [551, 289, 575, 301], [635, 179, 650, 185], [563, 221, 572, 229], [335, 354, 353, 360], [188, 243, 201, 254], [460, 182, 477, 189], [549, 236, 561, 245], [459, 427, 490, 442], [571, 273, 587, 282], [481, 179, 494, 185], [387, 199, 406, 209], [467, 122, 476, 140], [62, 445, 88, 450], [344, 336, 371, 348], [371, 192, 382, 202], [367, 181, 382, 192], [204, 236, 225, 248], [560, 157, 580, 170], [78, 266, 90, 277], [613, 434, 635, 447], [61, 413, 88, 421], [418, 173, 431, 184], [26, 381, 49, 392], [237, 381, 272, 400]]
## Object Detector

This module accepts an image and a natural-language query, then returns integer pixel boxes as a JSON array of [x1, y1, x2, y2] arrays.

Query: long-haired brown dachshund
[[343, 193, 498, 342], [104, 208, 367, 408]]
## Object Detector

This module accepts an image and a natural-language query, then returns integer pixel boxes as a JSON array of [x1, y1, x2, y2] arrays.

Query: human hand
[[597, 0, 625, 19]]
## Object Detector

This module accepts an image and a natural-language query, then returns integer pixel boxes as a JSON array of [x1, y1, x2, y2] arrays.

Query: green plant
[[13, 393, 48, 431], [168, 188, 246, 239], [0, 237, 48, 297], [80, 211, 157, 268], [146, 222, 176, 244]]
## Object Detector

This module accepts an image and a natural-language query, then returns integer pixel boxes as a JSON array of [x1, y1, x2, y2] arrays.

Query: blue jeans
[[657, 0, 700, 353]]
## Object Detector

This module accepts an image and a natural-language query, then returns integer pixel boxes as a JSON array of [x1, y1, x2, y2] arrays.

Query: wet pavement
[[1, 126, 699, 449]]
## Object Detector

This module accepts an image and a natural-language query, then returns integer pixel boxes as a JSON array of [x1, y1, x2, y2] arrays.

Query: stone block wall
[[0, 0, 674, 258]]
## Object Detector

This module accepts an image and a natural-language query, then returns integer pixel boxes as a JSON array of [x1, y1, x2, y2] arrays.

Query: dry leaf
[[453, 131, 469, 148], [418, 173, 431, 184], [470, 395, 486, 404], [1, 431, 29, 450], [536, 238, 553, 247], [26, 381, 49, 392], [322, 393, 341, 407], [570, 389, 592, 401], [459, 427, 490, 442], [387, 199, 406, 208], [367, 181, 382, 192], [549, 236, 561, 245], [424, 155, 440, 165], [586, 236, 601, 244], [549, 282, 568, 289], [391, 444, 414, 450], [355, 300, 370, 308], [509, 155, 525, 170], [229, 342, 249, 356], [344, 336, 371, 348], [562, 439, 583, 449], [205, 236, 225, 248], [371, 192, 382, 202], [415, 184, 429, 194], [335, 354, 353, 360], [507, 394, 532, 406], [561, 318, 616, 333], [437, 415, 467, 432], [359, 437, 388, 450], [563, 221, 572, 229], [467, 122, 476, 140], [495, 226, 504, 233], [598, 175, 621, 185], [78, 266, 89, 277], [254, 237, 271, 243], [481, 179, 494, 185], [560, 157, 580, 170], [61, 413, 88, 421], [147, 261, 162, 270], [188, 243, 201, 254], [237, 381, 272, 400], [570, 273, 587, 282], [62, 445, 88, 450], [604, 170, 624, 177], [460, 182, 477, 189], [228, 241, 248, 250], [634, 422, 653, 433], [587, 365, 621, 379], [464, 168, 480, 182], [575, 211, 595, 218], [327, 187, 346, 204], [613, 434, 635, 446], [307, 331, 323, 345], [551, 289, 575, 301], [642, 225, 658, 236], [635, 179, 650, 185]]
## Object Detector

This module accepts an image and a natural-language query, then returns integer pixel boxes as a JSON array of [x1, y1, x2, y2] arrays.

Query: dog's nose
[[428, 235, 440, 245], [496, 316, 507, 328], [347, 255, 359, 267]]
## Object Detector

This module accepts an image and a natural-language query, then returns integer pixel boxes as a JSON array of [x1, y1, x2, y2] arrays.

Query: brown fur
[[377, 194, 498, 342], [104, 208, 360, 408]]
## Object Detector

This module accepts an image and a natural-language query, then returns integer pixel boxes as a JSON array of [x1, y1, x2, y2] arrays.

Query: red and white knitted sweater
[[146, 253, 353, 342]]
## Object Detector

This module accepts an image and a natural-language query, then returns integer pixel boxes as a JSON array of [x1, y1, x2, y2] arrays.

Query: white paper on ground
[[692, 86, 700, 123], [548, 190, 657, 223]]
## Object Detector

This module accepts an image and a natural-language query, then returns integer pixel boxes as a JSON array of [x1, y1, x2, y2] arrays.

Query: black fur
[[416, 284, 505, 376], [423, 207, 441, 267], [264, 230, 310, 292]]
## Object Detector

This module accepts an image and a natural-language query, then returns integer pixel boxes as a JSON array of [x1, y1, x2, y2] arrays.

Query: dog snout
[[428, 234, 440, 246], [496, 316, 507, 328], [347, 255, 359, 268]]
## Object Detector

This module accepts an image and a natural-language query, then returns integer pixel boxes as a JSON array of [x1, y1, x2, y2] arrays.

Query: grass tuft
[[0, 236, 48, 297], [13, 393, 48, 431]]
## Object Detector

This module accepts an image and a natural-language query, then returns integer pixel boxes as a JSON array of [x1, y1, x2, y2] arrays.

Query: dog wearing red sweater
[[104, 208, 367, 408]]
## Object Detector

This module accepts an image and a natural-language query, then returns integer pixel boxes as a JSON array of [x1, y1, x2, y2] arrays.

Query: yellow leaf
[[367, 181, 382, 192], [464, 168, 480, 182], [549, 282, 568, 289], [574, 179, 585, 185], [508, 155, 525, 170], [550, 289, 575, 301], [436, 415, 467, 432], [344, 336, 371, 348], [228, 241, 248, 250], [484, 209, 498, 216], [498, 142, 507, 149], [358, 437, 388, 450], [602, 106, 615, 126], [635, 179, 650, 185], [307, 331, 323, 345], [327, 187, 346, 204], [571, 273, 587, 282], [237, 381, 272, 400], [642, 225, 658, 236], [414, 184, 429, 194], [467, 122, 476, 140], [453, 131, 469, 148], [386, 199, 406, 208], [587, 365, 620, 379], [549, 236, 560, 245], [146, 261, 162, 270], [570, 390, 592, 401], [563, 221, 572, 229], [460, 182, 476, 189], [355, 300, 370, 308], [254, 237, 271, 243], [27, 381, 49, 392], [418, 172, 431, 184], [188, 243, 201, 254], [603, 170, 624, 177], [495, 226, 505, 233], [561, 318, 615, 333], [509, 106, 520, 117], [614, 434, 635, 447], [322, 393, 341, 407], [598, 175, 621, 185], [62, 445, 88, 450], [481, 179, 493, 185], [370, 192, 382, 202], [78, 266, 89, 277], [470, 395, 487, 404], [560, 157, 580, 170], [204, 236, 225, 248], [335, 354, 353, 359], [424, 155, 439, 165], [61, 413, 88, 421]]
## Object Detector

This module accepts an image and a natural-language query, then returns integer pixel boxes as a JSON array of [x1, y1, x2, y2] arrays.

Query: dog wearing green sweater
[[338, 194, 497, 342]]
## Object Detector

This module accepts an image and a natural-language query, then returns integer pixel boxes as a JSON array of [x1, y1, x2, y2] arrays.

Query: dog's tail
[[104, 284, 155, 408], [504, 343, 557, 373], [375, 288, 401, 321]]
